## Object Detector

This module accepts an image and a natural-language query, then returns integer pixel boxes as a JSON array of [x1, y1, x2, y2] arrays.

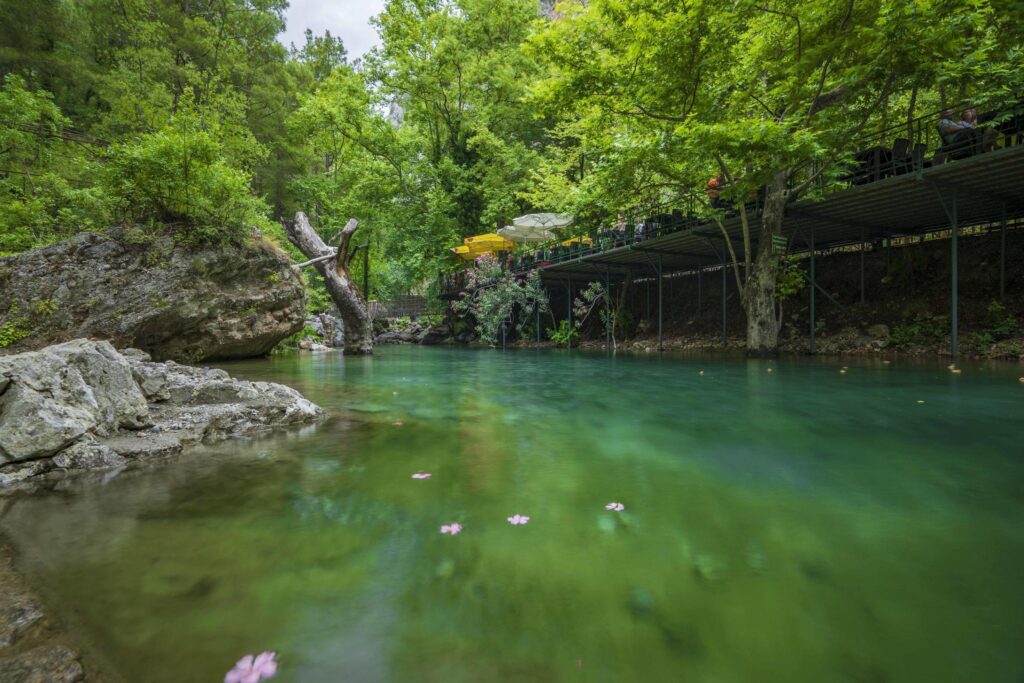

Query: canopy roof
[[512, 213, 574, 230], [498, 225, 557, 243]]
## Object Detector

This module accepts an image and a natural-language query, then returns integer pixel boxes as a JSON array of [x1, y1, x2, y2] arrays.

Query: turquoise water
[[2, 347, 1023, 682]]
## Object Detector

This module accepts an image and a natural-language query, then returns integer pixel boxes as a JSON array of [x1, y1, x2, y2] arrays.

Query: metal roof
[[538, 145, 1024, 282]]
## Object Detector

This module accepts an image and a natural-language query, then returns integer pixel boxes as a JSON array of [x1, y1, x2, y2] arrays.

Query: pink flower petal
[[253, 652, 278, 676]]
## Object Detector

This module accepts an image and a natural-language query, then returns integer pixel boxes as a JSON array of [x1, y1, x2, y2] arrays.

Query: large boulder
[[0, 340, 323, 486], [0, 227, 306, 362]]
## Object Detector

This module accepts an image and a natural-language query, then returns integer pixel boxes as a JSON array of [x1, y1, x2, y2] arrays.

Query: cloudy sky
[[279, 0, 387, 58]]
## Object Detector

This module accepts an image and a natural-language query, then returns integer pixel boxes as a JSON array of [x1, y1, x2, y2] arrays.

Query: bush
[[102, 112, 271, 244], [546, 319, 579, 347], [452, 254, 547, 345]]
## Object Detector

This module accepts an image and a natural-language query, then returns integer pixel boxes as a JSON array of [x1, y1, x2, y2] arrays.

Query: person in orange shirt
[[707, 173, 725, 210]]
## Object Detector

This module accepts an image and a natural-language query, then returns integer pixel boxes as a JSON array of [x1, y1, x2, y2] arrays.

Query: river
[[2, 347, 1022, 682]]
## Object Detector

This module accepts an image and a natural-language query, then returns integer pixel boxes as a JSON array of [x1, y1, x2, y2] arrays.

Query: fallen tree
[[283, 211, 373, 355]]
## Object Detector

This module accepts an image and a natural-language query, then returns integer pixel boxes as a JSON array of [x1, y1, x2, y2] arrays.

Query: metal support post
[[566, 281, 573, 350], [605, 267, 612, 348], [698, 268, 702, 314], [657, 256, 664, 351], [999, 203, 1007, 300], [951, 192, 959, 358], [859, 225, 865, 305], [810, 226, 816, 355], [721, 256, 727, 348]]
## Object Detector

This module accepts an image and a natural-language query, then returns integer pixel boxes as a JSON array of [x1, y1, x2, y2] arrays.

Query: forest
[[1, 0, 1022, 328]]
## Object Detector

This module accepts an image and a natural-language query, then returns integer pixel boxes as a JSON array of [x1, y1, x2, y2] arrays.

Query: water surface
[[3, 347, 1023, 682]]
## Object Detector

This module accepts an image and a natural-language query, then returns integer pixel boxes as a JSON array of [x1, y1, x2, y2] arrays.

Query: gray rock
[[0, 340, 149, 463], [867, 323, 890, 339], [0, 383, 93, 463], [0, 462, 53, 487], [0, 226, 306, 362], [307, 312, 344, 347], [51, 441, 127, 471], [0, 645, 84, 683], [119, 347, 151, 361], [0, 340, 323, 486], [420, 324, 451, 345]]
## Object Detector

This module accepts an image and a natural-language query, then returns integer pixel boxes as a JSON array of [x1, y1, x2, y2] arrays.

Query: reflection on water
[[2, 347, 1023, 682]]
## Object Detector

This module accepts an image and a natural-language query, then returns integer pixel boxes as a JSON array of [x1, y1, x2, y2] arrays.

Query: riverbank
[[0, 339, 324, 487], [0, 539, 91, 682]]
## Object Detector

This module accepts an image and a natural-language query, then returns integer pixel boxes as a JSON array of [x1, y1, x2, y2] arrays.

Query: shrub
[[452, 254, 548, 345], [102, 112, 270, 245], [546, 319, 579, 347]]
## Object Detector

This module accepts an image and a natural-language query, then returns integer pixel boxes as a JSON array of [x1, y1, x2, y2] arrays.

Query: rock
[[0, 340, 323, 486], [420, 324, 451, 345], [0, 544, 85, 682], [0, 340, 149, 464], [0, 226, 306, 362], [306, 313, 344, 347], [867, 324, 890, 339], [0, 645, 84, 683], [51, 441, 127, 471]]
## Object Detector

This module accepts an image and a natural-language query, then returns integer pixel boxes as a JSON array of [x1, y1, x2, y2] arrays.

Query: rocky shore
[[0, 339, 323, 489], [0, 339, 324, 680]]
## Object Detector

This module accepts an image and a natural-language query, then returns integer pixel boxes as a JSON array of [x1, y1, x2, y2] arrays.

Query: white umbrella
[[512, 213, 574, 230], [498, 225, 557, 243]]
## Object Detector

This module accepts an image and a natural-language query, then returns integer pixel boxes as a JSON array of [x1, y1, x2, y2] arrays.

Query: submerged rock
[[0, 553, 85, 682], [0, 226, 306, 362], [0, 340, 323, 486]]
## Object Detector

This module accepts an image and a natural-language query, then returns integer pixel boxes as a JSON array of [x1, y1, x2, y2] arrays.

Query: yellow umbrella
[[463, 233, 515, 252], [561, 235, 593, 247], [451, 245, 476, 260]]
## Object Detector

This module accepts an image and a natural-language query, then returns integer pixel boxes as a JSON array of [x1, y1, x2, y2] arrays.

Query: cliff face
[[0, 227, 306, 362]]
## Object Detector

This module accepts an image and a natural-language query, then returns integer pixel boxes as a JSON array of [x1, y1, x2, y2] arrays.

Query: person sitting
[[937, 108, 981, 159], [707, 174, 726, 210], [961, 107, 999, 152]]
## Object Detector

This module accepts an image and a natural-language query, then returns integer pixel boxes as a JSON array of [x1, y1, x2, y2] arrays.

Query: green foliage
[[775, 258, 806, 302], [453, 254, 548, 345], [273, 325, 323, 353], [29, 299, 57, 316], [887, 314, 947, 349], [965, 301, 1019, 354], [983, 301, 1017, 340], [0, 304, 31, 347], [102, 112, 271, 244], [546, 320, 579, 348]]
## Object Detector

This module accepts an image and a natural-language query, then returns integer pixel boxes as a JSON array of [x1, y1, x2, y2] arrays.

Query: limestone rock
[[306, 313, 345, 347], [0, 340, 149, 464], [0, 226, 306, 362], [0, 340, 323, 486], [867, 324, 890, 339], [51, 441, 127, 471], [0, 645, 84, 683]]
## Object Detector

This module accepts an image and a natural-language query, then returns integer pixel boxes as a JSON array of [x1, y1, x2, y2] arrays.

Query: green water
[[3, 347, 1023, 682]]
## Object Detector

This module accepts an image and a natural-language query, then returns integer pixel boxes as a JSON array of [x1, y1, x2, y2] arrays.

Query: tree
[[529, 0, 1022, 355], [284, 212, 374, 354]]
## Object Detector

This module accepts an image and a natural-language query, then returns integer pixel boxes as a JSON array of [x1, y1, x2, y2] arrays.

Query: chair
[[911, 143, 928, 171], [891, 138, 910, 175]]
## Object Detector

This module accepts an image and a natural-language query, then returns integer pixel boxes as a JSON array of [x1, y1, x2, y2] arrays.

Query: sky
[[279, 0, 387, 58]]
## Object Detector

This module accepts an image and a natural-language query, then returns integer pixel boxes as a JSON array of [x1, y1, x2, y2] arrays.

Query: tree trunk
[[284, 211, 373, 355], [743, 172, 789, 357]]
